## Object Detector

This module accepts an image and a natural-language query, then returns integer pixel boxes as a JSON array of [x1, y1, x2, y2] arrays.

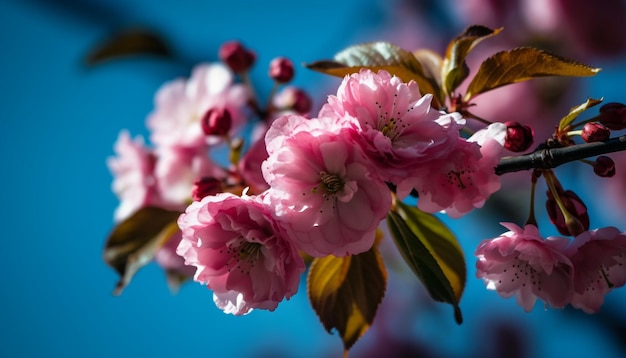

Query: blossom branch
[[495, 134, 626, 175]]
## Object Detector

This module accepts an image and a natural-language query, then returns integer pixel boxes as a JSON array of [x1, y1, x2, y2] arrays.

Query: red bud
[[504, 121, 534, 152], [218, 41, 255, 73]]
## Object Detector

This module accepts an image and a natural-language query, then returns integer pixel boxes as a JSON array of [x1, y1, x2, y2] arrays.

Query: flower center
[[319, 171, 344, 194], [369, 95, 413, 142], [223, 239, 262, 274], [445, 167, 474, 190]]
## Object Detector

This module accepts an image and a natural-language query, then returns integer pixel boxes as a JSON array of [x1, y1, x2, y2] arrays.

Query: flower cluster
[[108, 44, 508, 314], [102, 27, 626, 356], [476, 223, 626, 313]]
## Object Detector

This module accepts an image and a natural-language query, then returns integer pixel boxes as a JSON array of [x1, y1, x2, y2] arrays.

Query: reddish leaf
[[465, 47, 600, 100], [86, 28, 171, 65], [442, 25, 502, 95], [103, 206, 181, 295], [308, 247, 387, 353]]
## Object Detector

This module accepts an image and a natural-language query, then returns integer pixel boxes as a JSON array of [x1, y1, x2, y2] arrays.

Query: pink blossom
[[154, 231, 196, 291], [238, 122, 271, 194], [177, 192, 305, 315], [154, 146, 225, 204], [147, 63, 249, 149], [566, 227, 626, 313], [262, 114, 392, 257], [107, 130, 163, 222], [319, 69, 463, 195], [475, 223, 574, 312], [600, 151, 626, 218], [413, 123, 506, 218]]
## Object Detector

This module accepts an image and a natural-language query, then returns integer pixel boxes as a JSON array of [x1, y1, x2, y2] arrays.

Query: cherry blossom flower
[[319, 69, 464, 197], [413, 122, 507, 218], [262, 114, 391, 257], [107, 130, 163, 222], [566, 227, 626, 313], [154, 145, 225, 204], [154, 231, 196, 292], [238, 122, 272, 194], [475, 222, 574, 312], [176, 192, 305, 315], [147, 63, 249, 149]]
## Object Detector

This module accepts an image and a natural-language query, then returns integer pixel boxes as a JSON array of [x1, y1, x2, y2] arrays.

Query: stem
[[495, 134, 626, 175], [525, 171, 539, 227], [464, 111, 493, 126]]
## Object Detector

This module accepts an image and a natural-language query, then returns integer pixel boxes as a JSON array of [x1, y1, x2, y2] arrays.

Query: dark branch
[[495, 135, 626, 175]]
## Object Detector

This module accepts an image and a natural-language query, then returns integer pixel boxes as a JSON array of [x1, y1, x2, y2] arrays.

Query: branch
[[495, 135, 626, 175]]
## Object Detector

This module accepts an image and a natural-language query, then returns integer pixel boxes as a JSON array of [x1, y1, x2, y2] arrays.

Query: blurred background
[[2, 0, 626, 357]]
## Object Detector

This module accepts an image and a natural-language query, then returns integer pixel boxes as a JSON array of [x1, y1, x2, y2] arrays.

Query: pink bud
[[546, 186, 589, 236], [201, 108, 232, 136], [273, 86, 312, 115], [218, 41, 256, 73], [269, 57, 294, 83], [598, 102, 626, 130], [191, 177, 222, 201], [504, 121, 534, 152], [593, 156, 616, 177], [581, 122, 610, 142]]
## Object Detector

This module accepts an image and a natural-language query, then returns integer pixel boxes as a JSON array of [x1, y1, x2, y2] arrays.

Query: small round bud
[[598, 102, 626, 130], [273, 86, 312, 115], [581, 122, 610, 142], [218, 41, 256, 73], [504, 121, 534, 152], [191, 177, 222, 201], [201, 107, 232, 136], [269, 57, 294, 83], [593, 156, 616, 177]]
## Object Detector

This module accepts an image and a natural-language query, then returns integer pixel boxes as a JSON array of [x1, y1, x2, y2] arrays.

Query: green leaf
[[308, 247, 387, 353], [103, 206, 181, 295], [465, 47, 601, 101], [86, 28, 171, 65], [558, 97, 604, 131], [442, 25, 502, 96], [386, 204, 464, 324], [306, 42, 444, 108]]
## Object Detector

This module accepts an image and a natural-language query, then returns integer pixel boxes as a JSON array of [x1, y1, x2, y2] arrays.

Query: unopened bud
[[218, 41, 255, 73], [191, 177, 222, 201], [598, 102, 626, 130], [546, 187, 589, 236], [201, 108, 232, 136], [269, 57, 294, 83], [593, 156, 616, 177], [504, 121, 534, 152], [582, 122, 610, 142], [273, 86, 313, 115]]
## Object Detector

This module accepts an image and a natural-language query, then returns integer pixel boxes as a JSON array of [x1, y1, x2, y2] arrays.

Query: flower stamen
[[319, 171, 344, 194]]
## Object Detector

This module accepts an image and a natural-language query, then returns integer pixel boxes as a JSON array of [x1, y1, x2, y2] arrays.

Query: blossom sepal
[[387, 201, 465, 324]]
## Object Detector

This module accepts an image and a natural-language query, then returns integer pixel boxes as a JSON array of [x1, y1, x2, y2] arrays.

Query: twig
[[495, 135, 626, 175]]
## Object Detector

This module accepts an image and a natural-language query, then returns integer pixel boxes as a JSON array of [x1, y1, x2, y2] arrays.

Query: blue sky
[[2, 1, 626, 357]]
